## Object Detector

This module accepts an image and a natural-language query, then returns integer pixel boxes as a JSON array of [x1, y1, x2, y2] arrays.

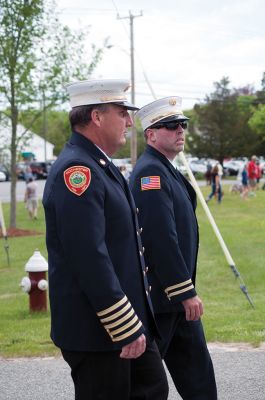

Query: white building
[[0, 122, 54, 164]]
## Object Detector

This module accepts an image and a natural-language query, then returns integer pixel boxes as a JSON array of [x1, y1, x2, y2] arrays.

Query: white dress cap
[[136, 96, 188, 131], [66, 79, 138, 110]]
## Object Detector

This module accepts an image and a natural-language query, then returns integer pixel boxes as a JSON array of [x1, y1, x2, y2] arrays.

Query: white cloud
[[57, 0, 265, 109]]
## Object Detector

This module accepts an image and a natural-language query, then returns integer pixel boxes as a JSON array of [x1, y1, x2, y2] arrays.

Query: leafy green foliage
[[248, 104, 265, 154], [0, 0, 106, 227], [187, 77, 264, 162]]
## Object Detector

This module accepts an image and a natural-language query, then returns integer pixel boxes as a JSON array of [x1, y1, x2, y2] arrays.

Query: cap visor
[[116, 101, 139, 111], [159, 114, 189, 123]]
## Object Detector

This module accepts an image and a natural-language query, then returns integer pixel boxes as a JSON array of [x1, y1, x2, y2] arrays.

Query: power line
[[58, 7, 265, 39]]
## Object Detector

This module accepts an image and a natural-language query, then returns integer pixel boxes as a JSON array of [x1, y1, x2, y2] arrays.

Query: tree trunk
[[9, 105, 18, 228]]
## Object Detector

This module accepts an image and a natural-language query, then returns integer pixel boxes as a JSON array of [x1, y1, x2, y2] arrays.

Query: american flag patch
[[141, 176, 161, 191]]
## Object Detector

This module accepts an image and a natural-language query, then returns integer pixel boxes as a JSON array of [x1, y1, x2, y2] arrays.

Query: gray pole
[[129, 12, 137, 166], [117, 10, 142, 166]]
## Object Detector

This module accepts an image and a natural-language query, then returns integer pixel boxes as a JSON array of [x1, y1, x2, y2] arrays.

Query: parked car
[[223, 160, 244, 176], [0, 164, 10, 181], [30, 161, 50, 179], [189, 159, 207, 175], [0, 171, 6, 182], [15, 162, 27, 179]]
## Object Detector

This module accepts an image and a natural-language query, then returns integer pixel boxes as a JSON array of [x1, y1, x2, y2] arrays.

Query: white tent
[[0, 122, 54, 164]]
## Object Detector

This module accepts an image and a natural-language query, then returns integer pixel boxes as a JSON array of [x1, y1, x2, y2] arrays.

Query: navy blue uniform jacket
[[43, 132, 156, 351], [129, 145, 199, 313]]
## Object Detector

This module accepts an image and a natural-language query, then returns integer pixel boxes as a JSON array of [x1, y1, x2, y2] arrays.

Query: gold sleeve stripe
[[111, 315, 139, 336], [165, 279, 192, 294], [100, 302, 131, 323], [104, 308, 135, 329], [112, 321, 143, 342], [97, 296, 128, 317], [167, 284, 194, 298]]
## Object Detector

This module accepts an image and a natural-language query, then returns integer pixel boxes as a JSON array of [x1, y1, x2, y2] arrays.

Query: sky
[[56, 0, 265, 110]]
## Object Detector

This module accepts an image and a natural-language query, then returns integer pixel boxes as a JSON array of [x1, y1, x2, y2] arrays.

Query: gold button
[[146, 290, 149, 296], [149, 285, 152, 292], [139, 227, 143, 234], [136, 207, 139, 214], [145, 266, 149, 273], [139, 251, 143, 257], [142, 247, 145, 253], [143, 270, 146, 276]]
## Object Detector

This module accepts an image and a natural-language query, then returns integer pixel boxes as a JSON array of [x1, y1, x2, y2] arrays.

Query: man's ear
[[146, 128, 156, 143], [91, 109, 102, 127]]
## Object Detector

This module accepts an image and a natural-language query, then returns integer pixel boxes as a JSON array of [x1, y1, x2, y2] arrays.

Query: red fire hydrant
[[20, 249, 48, 312]]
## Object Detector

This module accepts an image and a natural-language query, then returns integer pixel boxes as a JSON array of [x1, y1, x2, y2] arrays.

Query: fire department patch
[[64, 166, 91, 196]]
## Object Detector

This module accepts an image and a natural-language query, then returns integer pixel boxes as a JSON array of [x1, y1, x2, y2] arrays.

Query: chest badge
[[64, 166, 91, 196]]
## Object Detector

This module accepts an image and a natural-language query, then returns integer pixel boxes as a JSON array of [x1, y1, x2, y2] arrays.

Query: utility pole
[[117, 10, 143, 166]]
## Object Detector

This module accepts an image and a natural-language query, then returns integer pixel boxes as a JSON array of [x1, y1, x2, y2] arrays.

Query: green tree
[[254, 72, 265, 105], [233, 95, 260, 156], [0, 0, 105, 227], [187, 77, 237, 163], [248, 104, 265, 154], [20, 109, 70, 156], [187, 77, 259, 163], [248, 72, 265, 154]]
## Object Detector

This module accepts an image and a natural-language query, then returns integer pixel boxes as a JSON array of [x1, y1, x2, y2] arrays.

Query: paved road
[[1, 344, 265, 400], [0, 180, 47, 203]]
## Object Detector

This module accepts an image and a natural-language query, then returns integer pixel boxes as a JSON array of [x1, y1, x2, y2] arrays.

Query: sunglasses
[[150, 121, 188, 130]]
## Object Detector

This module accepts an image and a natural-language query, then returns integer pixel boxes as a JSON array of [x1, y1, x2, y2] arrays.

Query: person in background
[[206, 164, 223, 204], [240, 163, 249, 199], [129, 96, 217, 400], [24, 177, 38, 219], [217, 162, 223, 179], [247, 155, 258, 195], [42, 79, 168, 400], [23, 164, 33, 183], [205, 160, 212, 185], [256, 159, 262, 189]]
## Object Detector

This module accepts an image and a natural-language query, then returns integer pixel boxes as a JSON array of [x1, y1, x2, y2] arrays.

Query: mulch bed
[[0, 228, 42, 238]]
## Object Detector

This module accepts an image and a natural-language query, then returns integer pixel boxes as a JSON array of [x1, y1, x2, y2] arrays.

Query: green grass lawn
[[196, 185, 265, 345], [0, 185, 264, 357]]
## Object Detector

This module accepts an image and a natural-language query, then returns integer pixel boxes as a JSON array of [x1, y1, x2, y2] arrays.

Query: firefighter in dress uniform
[[43, 80, 168, 400], [129, 97, 217, 400]]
